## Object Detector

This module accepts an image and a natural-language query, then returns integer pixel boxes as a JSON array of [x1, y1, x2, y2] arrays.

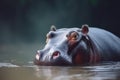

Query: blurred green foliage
[[90, 0, 99, 6]]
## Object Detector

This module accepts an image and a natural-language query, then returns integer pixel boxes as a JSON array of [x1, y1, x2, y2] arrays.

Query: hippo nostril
[[52, 51, 60, 59]]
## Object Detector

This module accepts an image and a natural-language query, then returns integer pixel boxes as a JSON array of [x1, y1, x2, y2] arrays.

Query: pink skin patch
[[52, 51, 60, 60], [36, 54, 40, 60]]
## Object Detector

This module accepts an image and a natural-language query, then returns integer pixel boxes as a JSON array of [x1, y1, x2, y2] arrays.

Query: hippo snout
[[35, 50, 60, 61], [35, 50, 40, 60], [34, 49, 72, 66]]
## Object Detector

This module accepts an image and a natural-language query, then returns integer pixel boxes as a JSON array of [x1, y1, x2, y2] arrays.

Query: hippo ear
[[50, 25, 56, 31], [81, 24, 89, 35]]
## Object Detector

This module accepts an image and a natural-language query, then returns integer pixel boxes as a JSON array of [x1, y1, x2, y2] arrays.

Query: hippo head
[[34, 24, 92, 66]]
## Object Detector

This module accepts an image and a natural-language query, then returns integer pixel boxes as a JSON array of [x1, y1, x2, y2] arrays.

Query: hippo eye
[[67, 31, 79, 41], [71, 32, 79, 40]]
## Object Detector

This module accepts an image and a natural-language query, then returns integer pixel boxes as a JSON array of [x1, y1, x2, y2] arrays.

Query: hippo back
[[88, 27, 120, 61]]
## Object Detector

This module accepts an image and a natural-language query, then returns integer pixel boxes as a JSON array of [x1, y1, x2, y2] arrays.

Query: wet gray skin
[[34, 25, 120, 66], [34, 25, 91, 66]]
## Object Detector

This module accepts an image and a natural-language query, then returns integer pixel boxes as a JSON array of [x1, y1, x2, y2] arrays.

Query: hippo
[[34, 24, 120, 66]]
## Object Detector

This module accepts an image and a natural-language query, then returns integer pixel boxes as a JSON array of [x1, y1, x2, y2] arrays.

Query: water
[[0, 62, 120, 80], [0, 43, 120, 80]]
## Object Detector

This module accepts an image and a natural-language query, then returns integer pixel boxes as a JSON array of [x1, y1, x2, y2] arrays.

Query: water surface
[[0, 43, 120, 80]]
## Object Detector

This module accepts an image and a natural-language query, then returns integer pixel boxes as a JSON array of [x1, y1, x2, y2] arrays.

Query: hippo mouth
[[34, 58, 72, 66], [34, 51, 73, 66]]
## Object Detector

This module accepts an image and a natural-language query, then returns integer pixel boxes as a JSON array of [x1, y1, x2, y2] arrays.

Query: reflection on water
[[0, 62, 120, 80]]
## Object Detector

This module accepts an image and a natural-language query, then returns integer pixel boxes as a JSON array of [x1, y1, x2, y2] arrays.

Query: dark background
[[0, 0, 120, 44]]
